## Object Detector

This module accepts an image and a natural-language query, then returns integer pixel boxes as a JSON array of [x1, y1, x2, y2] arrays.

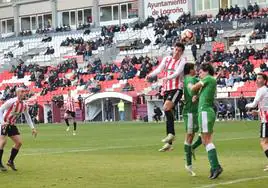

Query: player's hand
[[192, 95, 198, 103], [251, 110, 258, 117], [32, 128, 38, 138]]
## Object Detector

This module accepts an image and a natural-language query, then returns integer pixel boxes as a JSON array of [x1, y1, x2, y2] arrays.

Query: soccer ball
[[180, 29, 194, 42]]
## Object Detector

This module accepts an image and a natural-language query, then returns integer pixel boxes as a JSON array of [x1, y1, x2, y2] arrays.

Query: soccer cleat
[[6, 161, 17, 171], [158, 143, 173, 152], [66, 127, 70, 132], [0, 164, 7, 172], [185, 165, 196, 176], [210, 166, 223, 179], [263, 165, 268, 171], [161, 133, 175, 143], [208, 168, 213, 178], [73, 131, 76, 136]]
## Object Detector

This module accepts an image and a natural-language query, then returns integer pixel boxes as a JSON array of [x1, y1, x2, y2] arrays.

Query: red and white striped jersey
[[66, 96, 75, 112], [0, 97, 34, 128], [246, 86, 268, 123], [149, 56, 186, 92]]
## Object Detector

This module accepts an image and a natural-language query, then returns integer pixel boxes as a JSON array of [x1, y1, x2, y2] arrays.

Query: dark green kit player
[[191, 63, 223, 180], [183, 63, 202, 176]]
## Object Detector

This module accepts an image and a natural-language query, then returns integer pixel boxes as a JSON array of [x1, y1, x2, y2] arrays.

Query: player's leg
[[192, 113, 202, 151], [260, 123, 268, 171], [162, 90, 182, 142], [199, 110, 222, 179], [64, 111, 70, 131], [0, 134, 8, 171], [159, 90, 182, 152], [7, 129, 22, 171], [72, 112, 77, 135], [183, 113, 196, 176]]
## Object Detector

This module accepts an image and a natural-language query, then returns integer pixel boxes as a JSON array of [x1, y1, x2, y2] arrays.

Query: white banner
[[144, 0, 189, 21]]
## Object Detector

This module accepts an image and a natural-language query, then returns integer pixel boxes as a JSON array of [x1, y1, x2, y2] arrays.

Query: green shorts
[[183, 113, 199, 134], [198, 109, 216, 133]]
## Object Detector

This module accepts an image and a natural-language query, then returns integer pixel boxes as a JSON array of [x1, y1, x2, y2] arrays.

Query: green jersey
[[182, 76, 199, 114], [198, 75, 216, 112]]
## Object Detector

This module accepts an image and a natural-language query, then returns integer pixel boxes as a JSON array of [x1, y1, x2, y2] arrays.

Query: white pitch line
[[21, 144, 158, 156], [20, 136, 256, 156], [196, 175, 268, 188]]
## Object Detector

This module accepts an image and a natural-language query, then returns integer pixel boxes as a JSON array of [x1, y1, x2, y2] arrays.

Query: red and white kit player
[[64, 91, 77, 135], [0, 87, 37, 171], [147, 42, 186, 152], [246, 73, 268, 171]]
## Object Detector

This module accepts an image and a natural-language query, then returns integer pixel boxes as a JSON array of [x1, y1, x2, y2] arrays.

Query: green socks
[[184, 142, 192, 166], [192, 135, 202, 150], [206, 143, 220, 170]]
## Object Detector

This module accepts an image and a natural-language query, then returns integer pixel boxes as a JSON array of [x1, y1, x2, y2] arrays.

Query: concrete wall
[[57, 0, 93, 11], [0, 6, 13, 19], [19, 1, 52, 16]]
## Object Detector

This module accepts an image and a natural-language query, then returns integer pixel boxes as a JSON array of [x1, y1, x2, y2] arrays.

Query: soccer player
[[245, 73, 268, 171], [0, 87, 37, 171], [183, 63, 202, 176], [191, 63, 223, 179], [64, 91, 77, 135], [147, 42, 186, 152]]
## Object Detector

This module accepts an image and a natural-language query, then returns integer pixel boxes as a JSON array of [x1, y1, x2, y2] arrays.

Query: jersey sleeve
[[200, 76, 210, 87], [0, 98, 16, 125], [23, 106, 35, 129], [186, 78, 198, 97], [245, 88, 263, 109], [148, 57, 167, 77]]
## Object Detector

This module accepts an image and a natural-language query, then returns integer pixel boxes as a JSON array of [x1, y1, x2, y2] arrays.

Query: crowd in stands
[[55, 25, 71, 32], [216, 2, 266, 20], [196, 45, 268, 88], [36, 27, 53, 34], [251, 20, 268, 40], [147, 14, 218, 47], [44, 46, 55, 55], [19, 30, 32, 36]]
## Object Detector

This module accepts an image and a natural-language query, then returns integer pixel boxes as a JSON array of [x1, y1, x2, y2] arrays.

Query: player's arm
[[245, 89, 262, 109], [166, 58, 186, 80], [23, 107, 37, 137], [147, 57, 166, 78], [0, 99, 15, 125], [191, 76, 208, 93], [191, 82, 203, 93]]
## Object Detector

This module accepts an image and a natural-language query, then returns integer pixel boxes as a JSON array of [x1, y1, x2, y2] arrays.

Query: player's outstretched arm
[[24, 108, 37, 138], [147, 57, 167, 79], [246, 89, 262, 109]]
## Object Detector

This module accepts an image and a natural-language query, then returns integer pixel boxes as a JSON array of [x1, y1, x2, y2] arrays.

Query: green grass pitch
[[1, 121, 268, 188]]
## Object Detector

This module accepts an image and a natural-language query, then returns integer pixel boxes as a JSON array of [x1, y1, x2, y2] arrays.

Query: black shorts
[[260, 123, 268, 138], [163, 89, 183, 105], [1, 125, 20, 137], [65, 110, 76, 118]]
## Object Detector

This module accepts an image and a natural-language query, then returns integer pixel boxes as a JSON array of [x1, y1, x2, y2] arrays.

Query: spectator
[[104, 98, 113, 121], [218, 101, 227, 120], [253, 2, 259, 13], [47, 109, 52, 123], [118, 100, 125, 121], [78, 95, 83, 110], [237, 93, 248, 120], [153, 105, 163, 122]]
